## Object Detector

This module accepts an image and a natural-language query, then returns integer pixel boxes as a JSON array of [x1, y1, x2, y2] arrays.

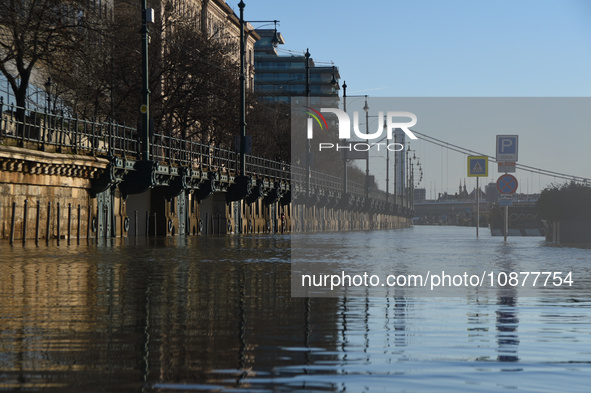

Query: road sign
[[467, 156, 488, 177], [498, 161, 516, 173], [497, 174, 518, 194], [499, 194, 513, 206], [496, 135, 518, 161]]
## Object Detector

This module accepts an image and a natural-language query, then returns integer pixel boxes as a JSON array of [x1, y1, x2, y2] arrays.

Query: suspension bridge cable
[[410, 129, 591, 183]]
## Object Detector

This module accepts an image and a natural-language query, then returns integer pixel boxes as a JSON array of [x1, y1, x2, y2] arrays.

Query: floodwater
[[0, 226, 590, 392]]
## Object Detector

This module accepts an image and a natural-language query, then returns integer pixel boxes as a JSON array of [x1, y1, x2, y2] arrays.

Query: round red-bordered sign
[[497, 174, 518, 194]]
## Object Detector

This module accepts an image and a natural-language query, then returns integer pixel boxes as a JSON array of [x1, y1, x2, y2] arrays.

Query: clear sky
[[237, 0, 591, 195]]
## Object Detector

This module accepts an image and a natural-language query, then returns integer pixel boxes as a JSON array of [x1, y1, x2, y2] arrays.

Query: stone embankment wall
[[0, 146, 108, 243], [0, 145, 409, 243]]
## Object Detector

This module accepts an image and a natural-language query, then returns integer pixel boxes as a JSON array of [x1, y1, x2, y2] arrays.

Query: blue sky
[[241, 0, 591, 97], [241, 0, 591, 195]]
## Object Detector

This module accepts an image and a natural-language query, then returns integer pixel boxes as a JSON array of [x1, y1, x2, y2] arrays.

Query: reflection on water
[[0, 227, 590, 392]]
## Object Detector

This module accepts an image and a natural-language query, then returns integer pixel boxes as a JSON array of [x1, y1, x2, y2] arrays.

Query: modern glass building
[[254, 29, 340, 106]]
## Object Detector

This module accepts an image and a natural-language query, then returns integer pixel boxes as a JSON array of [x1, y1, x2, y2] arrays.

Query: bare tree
[[0, 0, 101, 119], [1, 0, 292, 164], [154, 0, 240, 149], [246, 98, 291, 162]]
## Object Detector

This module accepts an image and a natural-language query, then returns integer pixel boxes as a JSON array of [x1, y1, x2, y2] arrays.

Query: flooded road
[[0, 227, 590, 392]]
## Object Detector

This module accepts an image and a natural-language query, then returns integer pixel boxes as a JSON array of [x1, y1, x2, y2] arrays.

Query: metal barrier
[[0, 103, 406, 202]]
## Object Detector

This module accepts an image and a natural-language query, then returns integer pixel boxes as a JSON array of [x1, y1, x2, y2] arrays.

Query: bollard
[[95, 207, 99, 243], [46, 202, 52, 245], [87, 205, 91, 243], [35, 201, 40, 246], [146, 211, 149, 237], [56, 202, 60, 246], [77, 204, 81, 245], [104, 204, 108, 239], [22, 199, 28, 246], [134, 210, 138, 237], [153, 212, 157, 237], [67, 203, 71, 245], [10, 201, 16, 246]]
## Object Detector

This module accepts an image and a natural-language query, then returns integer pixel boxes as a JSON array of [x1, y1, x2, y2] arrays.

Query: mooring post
[[56, 202, 61, 246], [46, 202, 52, 245], [22, 199, 28, 246], [95, 206, 99, 243], [67, 203, 71, 245], [10, 201, 16, 246], [35, 200, 40, 246], [77, 204, 81, 245], [87, 205, 91, 243]]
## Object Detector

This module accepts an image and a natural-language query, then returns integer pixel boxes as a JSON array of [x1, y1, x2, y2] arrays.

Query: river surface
[[0, 226, 590, 392]]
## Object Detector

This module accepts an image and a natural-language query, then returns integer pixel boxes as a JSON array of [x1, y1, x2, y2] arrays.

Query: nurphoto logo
[[303, 107, 418, 153]]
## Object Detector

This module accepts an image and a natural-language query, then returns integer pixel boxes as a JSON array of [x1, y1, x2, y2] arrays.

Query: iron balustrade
[[0, 104, 408, 204]]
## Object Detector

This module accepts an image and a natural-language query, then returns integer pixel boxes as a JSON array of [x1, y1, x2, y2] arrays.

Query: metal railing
[[0, 103, 407, 203]]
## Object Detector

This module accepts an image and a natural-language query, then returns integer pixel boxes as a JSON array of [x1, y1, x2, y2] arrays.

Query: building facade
[[253, 29, 340, 105]]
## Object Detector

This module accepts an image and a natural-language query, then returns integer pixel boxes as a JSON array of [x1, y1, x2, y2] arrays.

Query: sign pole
[[467, 156, 488, 238], [496, 135, 518, 243], [504, 205, 508, 242], [476, 177, 479, 237]]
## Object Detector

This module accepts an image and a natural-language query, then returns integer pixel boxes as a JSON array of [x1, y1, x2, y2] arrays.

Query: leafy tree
[[537, 182, 591, 221]]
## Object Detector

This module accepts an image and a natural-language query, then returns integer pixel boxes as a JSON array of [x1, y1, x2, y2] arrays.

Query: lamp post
[[305, 48, 310, 199], [238, 1, 280, 176], [363, 96, 370, 199], [384, 119, 389, 205], [140, 0, 153, 161], [406, 145, 414, 210], [406, 150, 420, 212], [238, 1, 247, 175], [341, 85, 370, 196], [342, 82, 347, 195]]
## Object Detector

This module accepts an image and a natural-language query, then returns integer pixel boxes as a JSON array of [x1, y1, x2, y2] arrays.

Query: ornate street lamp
[[238, 1, 280, 176], [363, 96, 369, 198]]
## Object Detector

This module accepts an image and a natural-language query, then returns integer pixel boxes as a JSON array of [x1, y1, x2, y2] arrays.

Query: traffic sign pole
[[496, 135, 518, 242], [467, 156, 488, 238], [504, 205, 508, 242], [477, 177, 479, 237], [497, 174, 518, 242]]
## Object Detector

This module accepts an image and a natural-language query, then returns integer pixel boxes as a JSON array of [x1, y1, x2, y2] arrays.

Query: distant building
[[485, 182, 500, 202], [253, 29, 340, 106], [414, 188, 426, 203]]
